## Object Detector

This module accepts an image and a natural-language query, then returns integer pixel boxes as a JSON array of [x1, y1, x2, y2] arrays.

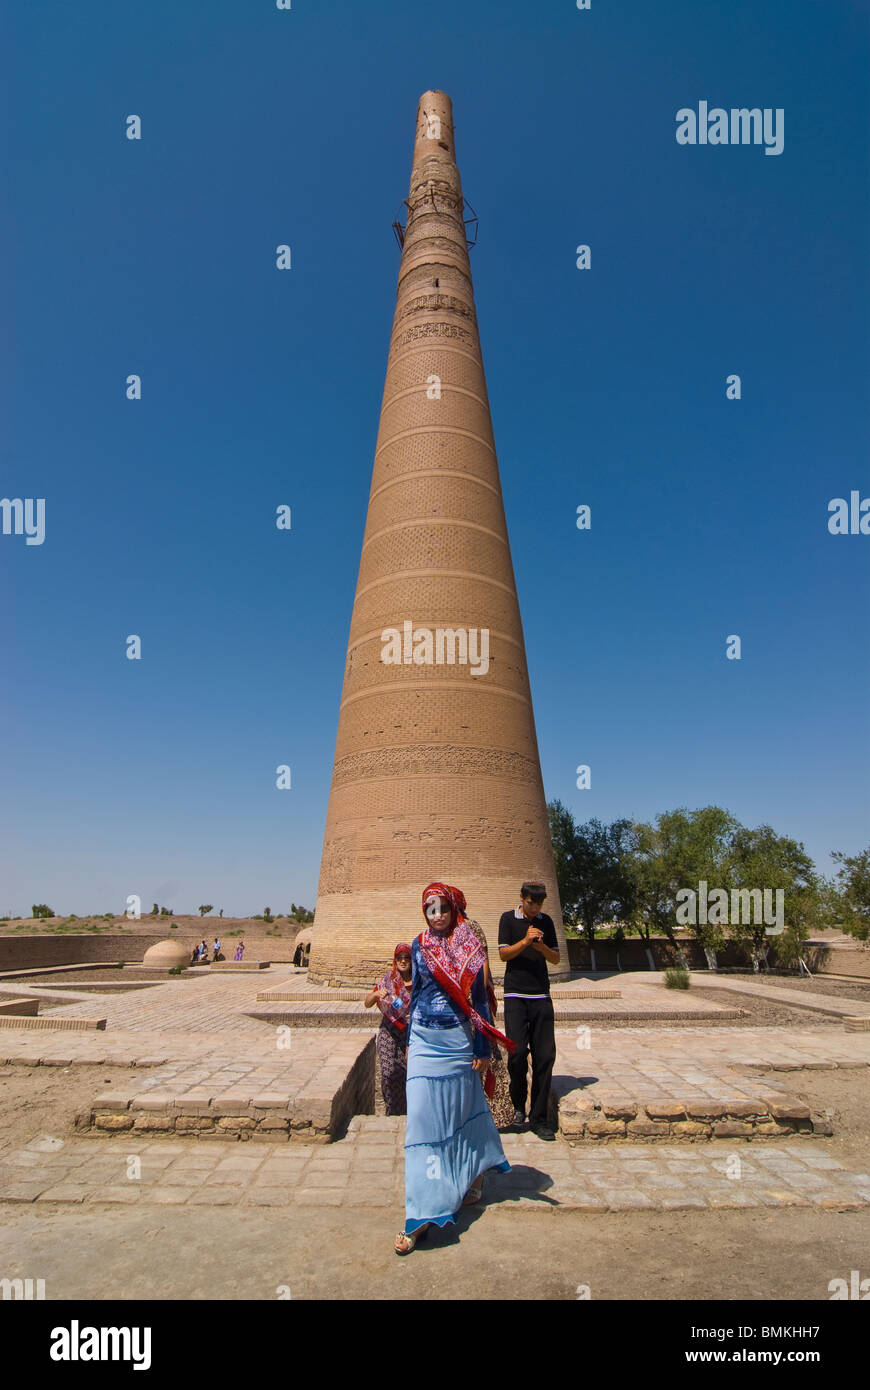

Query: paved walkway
[[1, 1121, 868, 1211], [556, 1024, 870, 1108]]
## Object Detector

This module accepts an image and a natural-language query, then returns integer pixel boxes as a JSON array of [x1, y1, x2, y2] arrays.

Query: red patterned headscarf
[[374, 944, 412, 1031], [419, 882, 514, 1055]]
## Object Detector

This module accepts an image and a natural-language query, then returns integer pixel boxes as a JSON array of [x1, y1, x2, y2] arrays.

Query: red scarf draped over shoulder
[[418, 883, 515, 1068]]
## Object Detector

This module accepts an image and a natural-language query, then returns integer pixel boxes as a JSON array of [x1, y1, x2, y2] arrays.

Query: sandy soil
[[688, 986, 847, 1027], [710, 975, 870, 1003]]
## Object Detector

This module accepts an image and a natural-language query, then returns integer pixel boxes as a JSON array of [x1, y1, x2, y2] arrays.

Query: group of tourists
[[363, 879, 559, 1254], [190, 936, 242, 964]]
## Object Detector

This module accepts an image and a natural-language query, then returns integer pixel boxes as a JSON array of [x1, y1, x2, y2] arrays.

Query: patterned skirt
[[376, 1019, 407, 1116], [404, 1021, 510, 1233], [485, 1040, 516, 1129]]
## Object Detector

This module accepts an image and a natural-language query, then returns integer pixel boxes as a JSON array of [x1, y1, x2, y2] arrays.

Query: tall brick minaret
[[308, 91, 568, 985]]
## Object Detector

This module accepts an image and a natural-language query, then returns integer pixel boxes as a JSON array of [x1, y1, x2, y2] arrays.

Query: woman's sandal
[[463, 1182, 484, 1206], [395, 1224, 430, 1255]]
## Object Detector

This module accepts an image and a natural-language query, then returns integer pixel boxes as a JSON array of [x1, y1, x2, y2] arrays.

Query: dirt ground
[[0, 1064, 139, 1150], [687, 986, 843, 1027], [2, 1202, 868, 1302], [712, 974, 870, 1003]]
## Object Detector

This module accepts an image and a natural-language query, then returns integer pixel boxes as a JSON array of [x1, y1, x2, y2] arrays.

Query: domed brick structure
[[142, 939, 191, 970]]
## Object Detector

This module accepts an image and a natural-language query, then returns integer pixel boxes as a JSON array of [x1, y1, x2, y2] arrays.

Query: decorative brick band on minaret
[[308, 90, 568, 985]]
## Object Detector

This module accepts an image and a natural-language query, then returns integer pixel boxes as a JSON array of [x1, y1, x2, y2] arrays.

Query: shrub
[[168, 965, 184, 976], [665, 967, 690, 990]]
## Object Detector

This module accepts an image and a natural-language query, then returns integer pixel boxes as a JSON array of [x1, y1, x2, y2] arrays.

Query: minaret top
[[413, 90, 456, 165], [408, 90, 463, 223]]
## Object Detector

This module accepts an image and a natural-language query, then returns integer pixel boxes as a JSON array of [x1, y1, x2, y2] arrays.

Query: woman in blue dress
[[394, 881, 514, 1255]]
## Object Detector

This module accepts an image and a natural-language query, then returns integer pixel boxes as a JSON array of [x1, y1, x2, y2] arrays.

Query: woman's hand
[[471, 1058, 491, 1074]]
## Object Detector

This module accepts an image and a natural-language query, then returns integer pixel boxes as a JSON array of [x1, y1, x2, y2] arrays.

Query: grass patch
[[665, 967, 691, 990]]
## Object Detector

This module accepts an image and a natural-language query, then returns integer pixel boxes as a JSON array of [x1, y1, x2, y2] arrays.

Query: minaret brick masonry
[[308, 91, 569, 985]]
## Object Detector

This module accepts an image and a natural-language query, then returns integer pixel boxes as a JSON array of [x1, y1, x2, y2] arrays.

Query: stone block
[[671, 1121, 711, 1139], [93, 1114, 134, 1131], [259, 1115, 291, 1131], [559, 1116, 587, 1138], [811, 1115, 834, 1137], [217, 1116, 257, 1131], [93, 1094, 131, 1113], [754, 1121, 791, 1137], [685, 1102, 727, 1119], [130, 1096, 176, 1112], [602, 1102, 637, 1121], [175, 1117, 215, 1132], [767, 1099, 812, 1121], [627, 1120, 670, 1137], [585, 1118, 626, 1139], [645, 1102, 686, 1121], [711, 1121, 754, 1139], [132, 1115, 174, 1132], [725, 1102, 769, 1119]]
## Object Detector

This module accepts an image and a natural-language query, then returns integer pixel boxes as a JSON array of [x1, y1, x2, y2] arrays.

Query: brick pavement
[[1, 1121, 868, 1212], [3, 968, 870, 1145]]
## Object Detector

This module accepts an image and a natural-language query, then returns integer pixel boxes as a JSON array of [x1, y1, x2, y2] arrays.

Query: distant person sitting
[[213, 937, 223, 961]]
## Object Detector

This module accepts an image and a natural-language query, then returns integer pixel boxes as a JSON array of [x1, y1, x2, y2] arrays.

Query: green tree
[[31, 904, 55, 919], [726, 824, 824, 966], [548, 802, 636, 940], [198, 905, 213, 918], [831, 845, 870, 941], [626, 807, 739, 947]]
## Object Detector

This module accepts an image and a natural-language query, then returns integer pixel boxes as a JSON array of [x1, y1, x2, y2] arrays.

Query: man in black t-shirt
[[497, 881, 559, 1141]]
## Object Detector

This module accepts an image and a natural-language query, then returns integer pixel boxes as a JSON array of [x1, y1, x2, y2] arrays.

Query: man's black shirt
[[497, 909, 558, 996]]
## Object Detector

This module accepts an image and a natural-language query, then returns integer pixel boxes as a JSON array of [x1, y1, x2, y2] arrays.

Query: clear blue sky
[[3, 0, 868, 917]]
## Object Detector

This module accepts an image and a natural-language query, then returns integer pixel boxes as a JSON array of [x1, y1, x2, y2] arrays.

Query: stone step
[[209, 960, 271, 971], [256, 987, 624, 1002], [556, 1093, 833, 1142], [0, 1013, 107, 1031], [0, 997, 39, 1016], [246, 1001, 744, 1028]]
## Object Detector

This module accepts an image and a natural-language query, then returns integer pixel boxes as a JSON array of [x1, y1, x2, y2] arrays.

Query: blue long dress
[[403, 936, 510, 1233]]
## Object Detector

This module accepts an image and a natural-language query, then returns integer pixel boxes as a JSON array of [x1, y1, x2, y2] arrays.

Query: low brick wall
[[0, 931, 303, 974], [557, 1094, 830, 1142], [77, 1037, 377, 1143], [804, 945, 870, 979], [566, 936, 870, 977], [0, 997, 39, 1016]]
